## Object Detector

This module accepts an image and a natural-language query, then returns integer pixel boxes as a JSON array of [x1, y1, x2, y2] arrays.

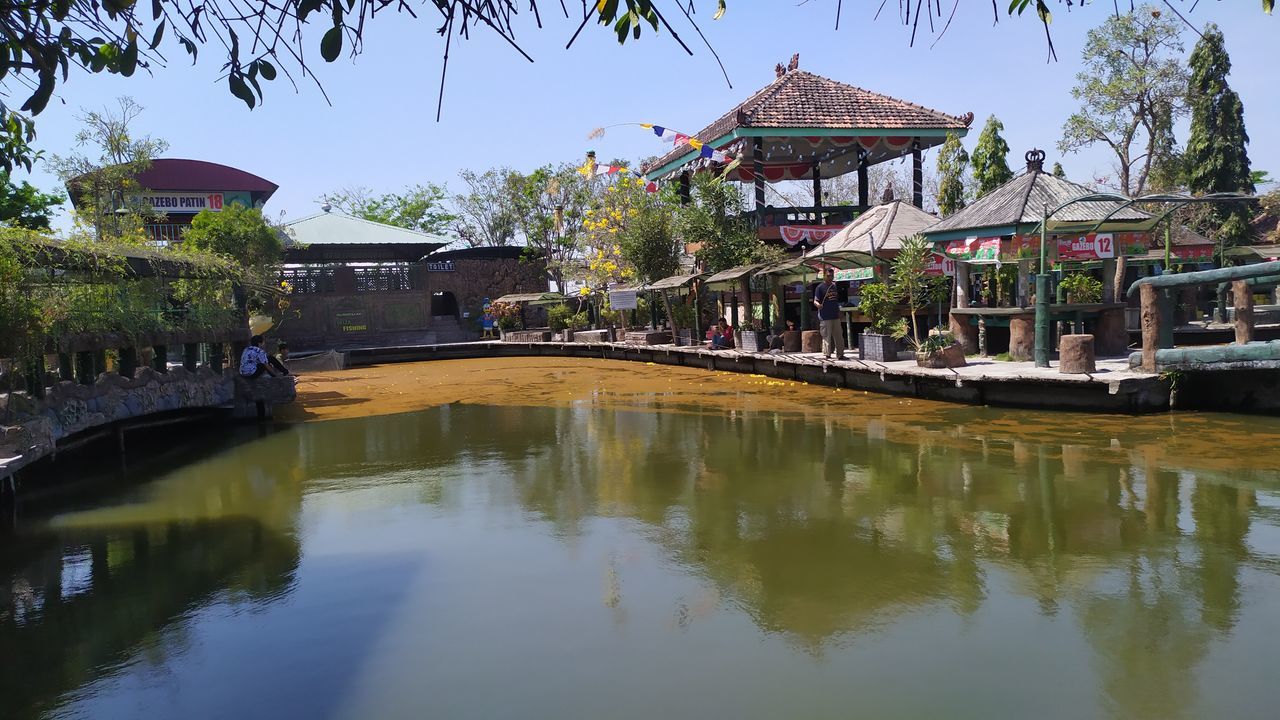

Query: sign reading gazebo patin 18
[[143, 192, 225, 213]]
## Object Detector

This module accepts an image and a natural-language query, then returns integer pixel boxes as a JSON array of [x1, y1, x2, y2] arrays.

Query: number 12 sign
[[1057, 233, 1115, 261]]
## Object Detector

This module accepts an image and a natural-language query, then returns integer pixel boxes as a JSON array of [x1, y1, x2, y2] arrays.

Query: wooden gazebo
[[641, 57, 972, 248]]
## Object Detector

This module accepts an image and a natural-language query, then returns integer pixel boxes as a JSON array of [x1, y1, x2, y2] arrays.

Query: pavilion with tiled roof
[[642, 57, 971, 245]]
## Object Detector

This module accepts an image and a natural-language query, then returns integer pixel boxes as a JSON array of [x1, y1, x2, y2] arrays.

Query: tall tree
[[935, 132, 969, 217], [506, 164, 593, 290], [48, 97, 168, 242], [183, 203, 283, 269], [970, 116, 1013, 198], [0, 174, 63, 230], [1184, 24, 1254, 246], [324, 184, 456, 235], [678, 173, 773, 273], [454, 169, 517, 248], [1059, 7, 1187, 196]]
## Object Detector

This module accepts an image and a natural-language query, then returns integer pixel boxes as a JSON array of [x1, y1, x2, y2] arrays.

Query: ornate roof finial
[[881, 185, 896, 204], [1025, 149, 1046, 173], [788, 53, 800, 72], [775, 62, 785, 79]]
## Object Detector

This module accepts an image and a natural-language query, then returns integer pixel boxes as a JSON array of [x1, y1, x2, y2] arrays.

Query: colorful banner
[[1057, 233, 1116, 261], [941, 236, 1002, 262], [780, 224, 843, 247], [142, 192, 225, 214], [576, 159, 658, 192], [1170, 245, 1214, 261]]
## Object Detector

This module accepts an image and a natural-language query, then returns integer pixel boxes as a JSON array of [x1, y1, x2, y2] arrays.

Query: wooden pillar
[[1233, 280, 1255, 345], [118, 347, 138, 378], [760, 277, 771, 328], [955, 263, 971, 309], [1140, 283, 1160, 372], [1017, 261, 1031, 308], [752, 138, 766, 214], [1112, 256, 1127, 307], [208, 343, 225, 373], [678, 171, 691, 205], [75, 350, 94, 386], [857, 153, 869, 209], [811, 162, 822, 221], [24, 355, 46, 399], [93, 350, 107, 377], [730, 288, 740, 328], [744, 282, 753, 328], [57, 352, 74, 382], [911, 140, 923, 209], [183, 342, 200, 371], [1101, 259, 1118, 303], [152, 344, 168, 373]]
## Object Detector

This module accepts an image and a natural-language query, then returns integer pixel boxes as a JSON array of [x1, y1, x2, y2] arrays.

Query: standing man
[[813, 267, 846, 360]]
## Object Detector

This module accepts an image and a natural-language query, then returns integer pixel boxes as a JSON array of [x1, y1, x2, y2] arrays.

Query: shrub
[[858, 282, 902, 336], [1060, 272, 1103, 304]]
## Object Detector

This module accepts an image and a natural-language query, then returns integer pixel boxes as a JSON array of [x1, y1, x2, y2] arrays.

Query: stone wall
[[280, 251, 548, 351], [1, 368, 296, 475]]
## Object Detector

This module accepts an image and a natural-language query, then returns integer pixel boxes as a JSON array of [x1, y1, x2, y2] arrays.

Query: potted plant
[[912, 330, 967, 368], [669, 303, 698, 346], [491, 301, 523, 340], [737, 320, 769, 353], [1060, 272, 1103, 304], [857, 282, 904, 362]]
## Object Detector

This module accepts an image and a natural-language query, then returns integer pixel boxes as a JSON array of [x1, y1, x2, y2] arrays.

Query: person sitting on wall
[[240, 335, 280, 379], [710, 317, 735, 349], [272, 342, 291, 376]]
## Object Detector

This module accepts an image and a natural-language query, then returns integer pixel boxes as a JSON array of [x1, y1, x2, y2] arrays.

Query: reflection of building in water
[[0, 428, 307, 720]]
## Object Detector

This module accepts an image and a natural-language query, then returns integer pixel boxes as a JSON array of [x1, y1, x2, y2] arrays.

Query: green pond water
[[4, 364, 1280, 719]]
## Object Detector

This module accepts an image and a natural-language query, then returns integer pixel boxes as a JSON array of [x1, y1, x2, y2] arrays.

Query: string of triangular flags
[[576, 159, 659, 192], [640, 123, 732, 163]]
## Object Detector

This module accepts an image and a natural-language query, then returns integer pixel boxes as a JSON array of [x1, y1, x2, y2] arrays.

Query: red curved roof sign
[[134, 158, 278, 195]]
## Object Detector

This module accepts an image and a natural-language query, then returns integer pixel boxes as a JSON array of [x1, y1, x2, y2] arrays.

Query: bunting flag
[[576, 157, 658, 192], [640, 123, 731, 163]]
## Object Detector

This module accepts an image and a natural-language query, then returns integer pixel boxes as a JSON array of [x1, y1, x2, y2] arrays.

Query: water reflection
[[2, 389, 1279, 719]]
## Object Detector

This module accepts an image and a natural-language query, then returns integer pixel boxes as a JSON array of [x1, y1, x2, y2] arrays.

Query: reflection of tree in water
[[461, 400, 1271, 703]]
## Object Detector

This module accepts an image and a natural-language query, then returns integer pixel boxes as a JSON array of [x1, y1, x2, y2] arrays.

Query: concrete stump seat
[[782, 331, 801, 353], [801, 330, 822, 353], [1008, 313, 1035, 362], [1059, 334, 1096, 374]]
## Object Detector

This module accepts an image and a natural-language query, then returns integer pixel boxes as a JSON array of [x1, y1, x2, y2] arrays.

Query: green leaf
[[298, 0, 324, 21], [257, 59, 277, 81], [150, 19, 165, 50], [119, 39, 138, 77], [320, 26, 343, 62], [229, 73, 256, 109], [598, 0, 618, 23]]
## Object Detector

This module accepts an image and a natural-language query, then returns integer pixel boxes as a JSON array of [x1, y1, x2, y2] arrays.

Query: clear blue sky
[[17, 2, 1278, 232]]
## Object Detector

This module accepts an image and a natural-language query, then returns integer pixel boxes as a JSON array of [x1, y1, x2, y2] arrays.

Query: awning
[[1225, 244, 1280, 262], [644, 273, 704, 291], [703, 262, 770, 290], [494, 292, 567, 305]]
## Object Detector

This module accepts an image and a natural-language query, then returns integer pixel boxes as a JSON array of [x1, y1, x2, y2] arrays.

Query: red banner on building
[[1057, 233, 1116, 261], [924, 253, 956, 276], [780, 224, 843, 247]]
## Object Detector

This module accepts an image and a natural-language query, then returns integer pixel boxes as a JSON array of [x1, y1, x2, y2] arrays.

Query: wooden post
[[1017, 261, 1030, 308], [1233, 279, 1255, 345], [208, 343, 225, 373], [25, 355, 46, 399], [678, 171, 691, 205], [118, 347, 138, 378], [93, 350, 107, 377], [58, 353, 74, 382], [955, 263, 970, 309], [811, 162, 822, 221], [752, 138, 766, 214], [152, 344, 168, 373], [911, 140, 923, 209], [1112, 256, 1127, 308], [1140, 283, 1160, 372], [75, 350, 94, 386], [857, 152, 869, 209], [183, 343, 200, 371], [1101, 259, 1117, 303]]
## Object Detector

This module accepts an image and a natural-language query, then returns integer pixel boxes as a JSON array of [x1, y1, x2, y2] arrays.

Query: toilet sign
[[1057, 233, 1115, 261]]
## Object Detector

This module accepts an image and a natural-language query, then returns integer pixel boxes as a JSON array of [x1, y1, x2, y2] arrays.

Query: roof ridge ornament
[[1025, 149, 1046, 173]]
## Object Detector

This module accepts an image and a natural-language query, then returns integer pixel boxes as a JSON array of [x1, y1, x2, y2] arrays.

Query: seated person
[[240, 335, 279, 379], [271, 341, 291, 376], [710, 318, 735, 349], [767, 320, 795, 352]]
